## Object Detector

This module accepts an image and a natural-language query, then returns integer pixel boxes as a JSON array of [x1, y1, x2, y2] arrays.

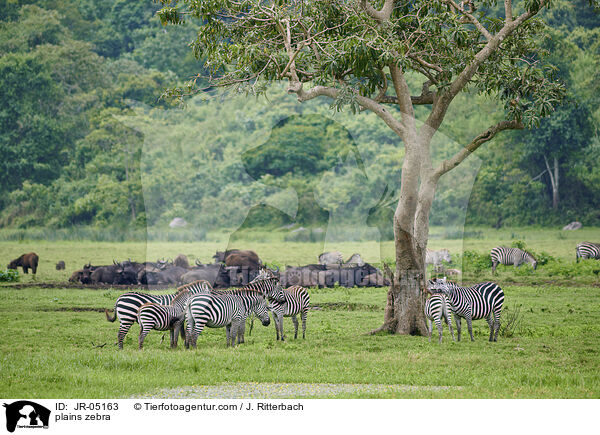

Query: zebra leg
[[492, 261, 498, 274], [301, 310, 307, 339], [435, 317, 443, 344], [427, 318, 432, 342], [226, 324, 232, 347], [292, 315, 300, 339], [138, 326, 150, 350], [117, 320, 134, 350], [466, 315, 474, 341], [455, 317, 461, 342], [494, 310, 501, 342], [446, 312, 455, 341], [486, 315, 494, 342], [238, 321, 245, 344]]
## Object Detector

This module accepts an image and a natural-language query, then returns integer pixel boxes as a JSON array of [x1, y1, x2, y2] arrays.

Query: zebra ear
[[441, 276, 447, 283]]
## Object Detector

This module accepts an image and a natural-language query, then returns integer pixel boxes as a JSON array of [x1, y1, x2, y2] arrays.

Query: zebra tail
[[105, 308, 116, 322]]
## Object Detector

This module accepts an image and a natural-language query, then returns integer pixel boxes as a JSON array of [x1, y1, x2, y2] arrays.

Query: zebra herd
[[425, 278, 505, 344], [105, 269, 311, 349]]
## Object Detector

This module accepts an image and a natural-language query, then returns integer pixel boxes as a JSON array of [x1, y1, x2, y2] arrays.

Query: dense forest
[[0, 0, 599, 239]]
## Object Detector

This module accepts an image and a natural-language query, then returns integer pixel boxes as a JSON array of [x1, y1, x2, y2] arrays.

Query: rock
[[562, 221, 582, 230], [169, 217, 187, 228]]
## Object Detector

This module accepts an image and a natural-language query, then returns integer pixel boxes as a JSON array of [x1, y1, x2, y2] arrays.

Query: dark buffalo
[[90, 265, 121, 284], [213, 249, 261, 265], [174, 254, 190, 269], [55, 260, 65, 270], [178, 263, 230, 288], [225, 253, 261, 270], [7, 252, 39, 275]]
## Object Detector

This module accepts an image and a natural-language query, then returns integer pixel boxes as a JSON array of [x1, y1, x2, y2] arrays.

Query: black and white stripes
[[270, 285, 310, 341], [576, 242, 600, 262], [424, 292, 454, 344], [185, 289, 271, 348], [427, 277, 504, 342], [490, 247, 537, 274], [105, 280, 212, 349], [136, 288, 192, 349]]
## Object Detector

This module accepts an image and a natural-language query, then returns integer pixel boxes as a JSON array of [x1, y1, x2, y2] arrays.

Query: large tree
[[158, 0, 599, 335]]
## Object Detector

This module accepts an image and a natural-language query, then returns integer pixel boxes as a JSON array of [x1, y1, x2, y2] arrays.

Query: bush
[[461, 250, 492, 274], [0, 270, 19, 282]]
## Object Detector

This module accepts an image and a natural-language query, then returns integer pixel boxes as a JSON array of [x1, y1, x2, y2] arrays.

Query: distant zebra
[[576, 242, 600, 262], [427, 277, 504, 342], [424, 293, 454, 344], [105, 280, 212, 349], [270, 285, 310, 341], [490, 247, 537, 274], [136, 288, 192, 349], [185, 289, 271, 348]]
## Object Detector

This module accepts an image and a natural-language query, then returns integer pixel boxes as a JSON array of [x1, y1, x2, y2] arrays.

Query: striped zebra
[[576, 242, 600, 262], [270, 285, 310, 341], [424, 293, 454, 344], [490, 247, 537, 274], [427, 277, 504, 342], [185, 289, 271, 348], [136, 288, 192, 349], [105, 280, 212, 349]]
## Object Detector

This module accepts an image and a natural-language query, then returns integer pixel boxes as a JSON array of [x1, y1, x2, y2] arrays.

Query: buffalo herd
[[65, 249, 388, 288]]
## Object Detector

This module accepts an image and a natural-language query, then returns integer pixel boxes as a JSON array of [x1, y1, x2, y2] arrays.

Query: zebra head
[[527, 253, 538, 270], [427, 277, 451, 295], [251, 266, 285, 302], [253, 294, 271, 326]]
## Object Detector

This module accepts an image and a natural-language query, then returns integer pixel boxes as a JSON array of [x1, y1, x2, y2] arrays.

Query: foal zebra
[[427, 277, 504, 342], [185, 289, 271, 348], [105, 280, 212, 349], [424, 293, 454, 344], [136, 288, 191, 349], [270, 285, 310, 341], [490, 247, 537, 274], [576, 242, 600, 262]]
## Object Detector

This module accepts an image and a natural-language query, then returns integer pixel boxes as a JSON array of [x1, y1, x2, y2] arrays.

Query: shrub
[[461, 250, 492, 274], [0, 270, 19, 282]]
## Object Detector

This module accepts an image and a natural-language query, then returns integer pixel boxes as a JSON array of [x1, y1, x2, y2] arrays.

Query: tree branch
[[432, 119, 524, 180], [505, 0, 513, 23], [288, 82, 406, 138], [423, 1, 547, 138], [359, 0, 394, 23], [443, 0, 492, 41]]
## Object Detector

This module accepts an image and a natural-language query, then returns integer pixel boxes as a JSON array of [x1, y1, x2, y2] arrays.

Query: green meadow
[[0, 227, 599, 398]]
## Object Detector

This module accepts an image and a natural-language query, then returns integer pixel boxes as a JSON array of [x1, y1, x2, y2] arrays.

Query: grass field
[[0, 227, 599, 398]]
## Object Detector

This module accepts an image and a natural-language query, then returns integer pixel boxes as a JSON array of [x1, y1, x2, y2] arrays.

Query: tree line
[[0, 0, 598, 234]]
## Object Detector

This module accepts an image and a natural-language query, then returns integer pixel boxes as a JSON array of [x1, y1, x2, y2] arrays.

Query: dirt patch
[[132, 382, 461, 399], [38, 306, 107, 312], [313, 302, 380, 311]]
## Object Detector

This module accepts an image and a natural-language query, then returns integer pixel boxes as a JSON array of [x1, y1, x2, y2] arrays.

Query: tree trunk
[[543, 155, 559, 210], [371, 147, 430, 336]]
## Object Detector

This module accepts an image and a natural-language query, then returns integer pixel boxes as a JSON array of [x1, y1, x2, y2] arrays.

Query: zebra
[[427, 277, 504, 342], [490, 246, 537, 274], [185, 289, 271, 348], [269, 285, 310, 341], [105, 280, 212, 349], [424, 293, 454, 344], [214, 268, 285, 344], [136, 288, 192, 349], [576, 242, 600, 262]]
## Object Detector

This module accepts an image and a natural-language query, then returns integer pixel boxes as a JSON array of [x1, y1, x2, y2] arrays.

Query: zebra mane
[[176, 280, 212, 294], [211, 288, 266, 297]]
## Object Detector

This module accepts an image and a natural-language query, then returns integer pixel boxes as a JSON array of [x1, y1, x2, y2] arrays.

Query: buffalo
[[174, 254, 190, 269], [213, 249, 261, 265], [7, 252, 39, 275], [318, 251, 343, 265]]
